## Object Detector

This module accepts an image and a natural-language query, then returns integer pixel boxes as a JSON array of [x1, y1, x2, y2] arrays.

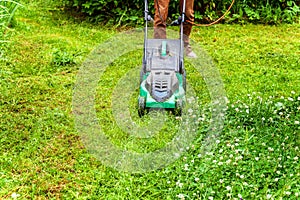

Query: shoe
[[185, 45, 197, 58]]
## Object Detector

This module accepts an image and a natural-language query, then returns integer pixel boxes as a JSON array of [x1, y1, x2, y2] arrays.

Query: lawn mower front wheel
[[174, 99, 183, 116], [138, 96, 146, 117]]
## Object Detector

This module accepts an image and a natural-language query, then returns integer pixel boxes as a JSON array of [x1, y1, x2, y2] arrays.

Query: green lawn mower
[[138, 0, 187, 116]]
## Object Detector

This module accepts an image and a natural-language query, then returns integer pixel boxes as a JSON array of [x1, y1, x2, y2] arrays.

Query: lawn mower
[[138, 0, 187, 116]]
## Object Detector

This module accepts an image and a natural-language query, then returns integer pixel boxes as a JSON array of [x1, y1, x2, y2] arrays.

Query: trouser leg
[[180, 0, 194, 46], [154, 0, 170, 39]]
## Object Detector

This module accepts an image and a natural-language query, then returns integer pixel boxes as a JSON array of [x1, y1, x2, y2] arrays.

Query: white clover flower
[[238, 194, 242, 198], [226, 159, 231, 164], [184, 164, 189, 171], [226, 186, 232, 191], [219, 149, 223, 153], [213, 160, 217, 163], [246, 109, 249, 114], [177, 193, 185, 199], [294, 156, 298, 161], [195, 177, 200, 182], [218, 161, 223, 166], [288, 97, 294, 101], [229, 154, 233, 158], [285, 191, 291, 196], [295, 121, 299, 125], [176, 180, 183, 188], [268, 147, 274, 152], [298, 96, 300, 101], [262, 117, 265, 121], [266, 194, 272, 199], [175, 116, 182, 120], [208, 197, 213, 200], [274, 178, 279, 182], [255, 157, 259, 161], [269, 117, 274, 123], [219, 179, 224, 183], [11, 193, 20, 199], [216, 140, 220, 144], [243, 182, 248, 186], [295, 192, 299, 197], [240, 174, 245, 179]]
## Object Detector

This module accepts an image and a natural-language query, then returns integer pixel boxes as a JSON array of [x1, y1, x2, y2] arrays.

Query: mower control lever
[[147, 15, 153, 22], [170, 16, 182, 26]]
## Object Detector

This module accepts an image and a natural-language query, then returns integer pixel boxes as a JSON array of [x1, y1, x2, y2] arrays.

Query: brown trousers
[[154, 0, 194, 46]]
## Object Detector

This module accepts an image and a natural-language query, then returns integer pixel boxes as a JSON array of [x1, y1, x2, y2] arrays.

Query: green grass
[[0, 0, 299, 199]]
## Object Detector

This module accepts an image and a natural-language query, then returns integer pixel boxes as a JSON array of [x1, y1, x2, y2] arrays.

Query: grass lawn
[[0, 0, 299, 199]]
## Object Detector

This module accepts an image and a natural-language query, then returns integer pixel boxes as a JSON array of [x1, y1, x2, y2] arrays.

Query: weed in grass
[[51, 48, 82, 67], [0, 0, 22, 35]]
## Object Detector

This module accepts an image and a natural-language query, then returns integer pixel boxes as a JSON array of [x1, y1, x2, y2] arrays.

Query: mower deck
[[138, 39, 186, 116]]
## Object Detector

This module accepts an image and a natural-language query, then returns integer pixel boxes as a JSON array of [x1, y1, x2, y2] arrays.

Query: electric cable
[[154, 0, 235, 27]]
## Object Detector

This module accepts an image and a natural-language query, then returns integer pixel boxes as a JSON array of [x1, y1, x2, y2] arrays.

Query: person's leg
[[154, 0, 170, 39], [180, 0, 197, 58], [180, 0, 194, 46]]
